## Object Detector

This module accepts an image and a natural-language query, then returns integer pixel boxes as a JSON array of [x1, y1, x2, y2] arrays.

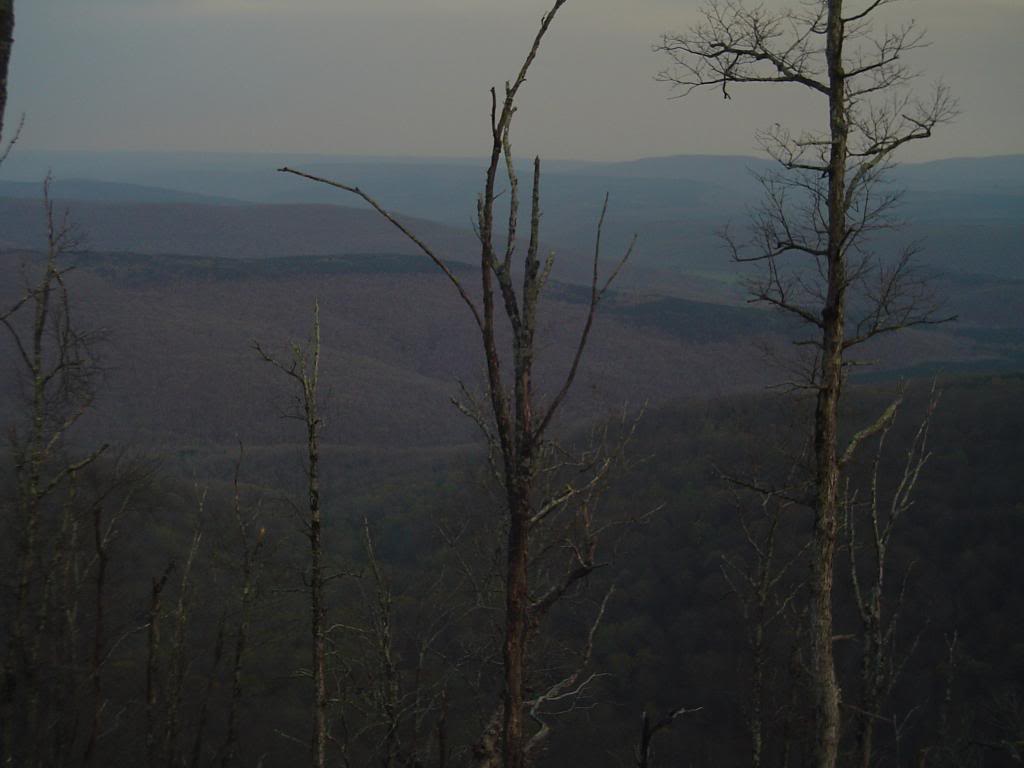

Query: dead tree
[[1, 179, 107, 766], [722, 488, 807, 768], [161, 526, 202, 768], [279, 3, 634, 765], [82, 454, 151, 766], [146, 562, 174, 768], [656, 3, 956, 765], [142, 517, 202, 768], [319, 498, 486, 768], [846, 389, 938, 768], [330, 513, 457, 768], [255, 302, 328, 768], [717, 440, 815, 767], [220, 446, 266, 768], [356, 515, 402, 768]]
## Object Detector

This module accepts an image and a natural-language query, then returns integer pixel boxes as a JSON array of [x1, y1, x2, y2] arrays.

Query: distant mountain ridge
[[0, 198, 484, 262], [4, 149, 1020, 194], [1, 151, 1021, 283], [0, 178, 243, 206]]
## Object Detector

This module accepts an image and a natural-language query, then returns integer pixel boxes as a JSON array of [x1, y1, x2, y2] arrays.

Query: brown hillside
[[0, 251, 984, 471], [0, 198, 481, 261]]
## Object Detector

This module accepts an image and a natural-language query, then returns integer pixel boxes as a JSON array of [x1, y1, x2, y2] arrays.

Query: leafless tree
[[325, 513, 459, 768], [721, 486, 808, 768], [146, 562, 175, 768], [82, 453, 152, 766], [255, 302, 328, 768], [845, 388, 938, 768], [0, 180, 107, 766], [143, 516, 202, 768], [656, 2, 956, 765], [279, 3, 635, 765], [349, 516, 405, 768], [220, 445, 266, 768], [161, 525, 203, 768]]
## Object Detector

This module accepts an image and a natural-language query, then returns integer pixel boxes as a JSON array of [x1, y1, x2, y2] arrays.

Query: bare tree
[[328, 513, 457, 768], [1, 180, 107, 766], [255, 302, 328, 768], [279, 3, 635, 765], [351, 516, 404, 768], [162, 525, 203, 768], [146, 562, 175, 768], [656, 2, 956, 765], [721, 487, 807, 768], [220, 446, 266, 768], [82, 453, 151, 766], [846, 388, 938, 768]]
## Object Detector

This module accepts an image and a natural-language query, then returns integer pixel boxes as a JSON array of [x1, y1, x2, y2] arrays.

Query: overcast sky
[[8, 0, 1023, 162]]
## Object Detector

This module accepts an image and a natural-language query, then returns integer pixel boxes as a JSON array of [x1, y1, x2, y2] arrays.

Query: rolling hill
[[0, 248, 1002, 476], [2, 151, 1021, 282], [1, 151, 1021, 473]]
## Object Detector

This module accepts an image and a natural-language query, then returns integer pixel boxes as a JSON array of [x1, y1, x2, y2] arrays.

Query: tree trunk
[[809, 4, 849, 768], [750, 622, 765, 768], [502, 488, 531, 768], [0, 0, 13, 140], [256, 307, 326, 768], [855, 590, 884, 768], [306, 348, 327, 768], [84, 500, 109, 765]]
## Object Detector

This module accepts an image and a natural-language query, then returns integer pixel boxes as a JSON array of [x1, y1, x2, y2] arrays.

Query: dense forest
[[2, 1, 1023, 767]]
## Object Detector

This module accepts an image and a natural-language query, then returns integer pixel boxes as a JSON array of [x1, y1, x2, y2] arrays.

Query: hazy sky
[[8, 0, 1023, 162]]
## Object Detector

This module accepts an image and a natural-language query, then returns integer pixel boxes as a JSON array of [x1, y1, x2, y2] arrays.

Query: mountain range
[[1, 151, 1021, 471]]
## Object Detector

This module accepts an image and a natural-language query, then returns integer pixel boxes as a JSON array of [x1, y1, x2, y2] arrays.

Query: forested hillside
[[3, 328, 1022, 765], [2, 0, 1023, 766]]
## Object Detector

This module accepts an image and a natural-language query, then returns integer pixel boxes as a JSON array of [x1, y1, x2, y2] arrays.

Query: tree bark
[[0, 0, 13, 140], [502, 488, 531, 768], [808, 6, 849, 767], [222, 472, 264, 768], [307, 372, 327, 768], [84, 500, 109, 765]]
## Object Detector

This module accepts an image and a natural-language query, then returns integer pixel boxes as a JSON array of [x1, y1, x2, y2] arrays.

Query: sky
[[7, 0, 1023, 163]]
